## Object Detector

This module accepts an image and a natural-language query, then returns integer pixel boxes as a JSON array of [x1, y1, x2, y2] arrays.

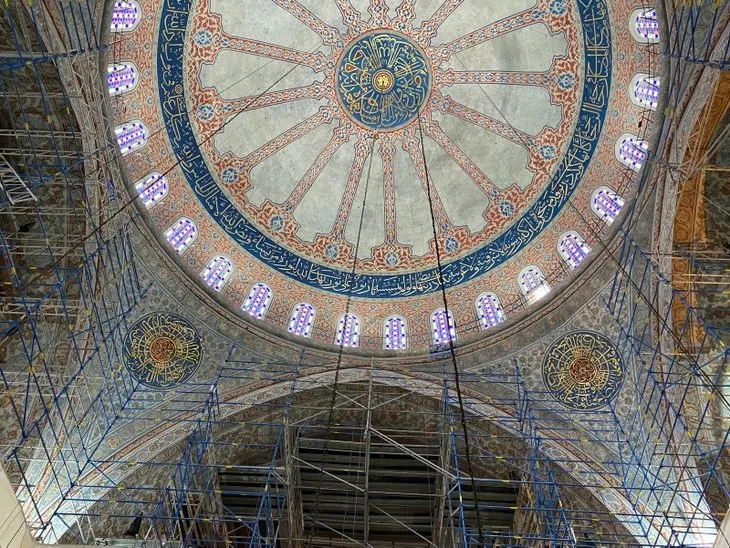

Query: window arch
[[591, 186, 625, 225], [115, 120, 148, 155], [629, 73, 660, 110], [476, 292, 505, 330], [431, 309, 456, 346], [335, 314, 361, 348], [615, 133, 649, 171], [558, 231, 592, 270], [164, 217, 198, 254], [629, 8, 659, 44], [384, 316, 408, 350], [518, 266, 550, 305], [200, 256, 234, 292], [107, 62, 139, 96], [111, 0, 141, 32], [288, 303, 316, 338], [134, 173, 168, 208], [241, 283, 273, 320]]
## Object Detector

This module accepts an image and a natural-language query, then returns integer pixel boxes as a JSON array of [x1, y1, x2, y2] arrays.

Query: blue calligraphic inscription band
[[156, 0, 611, 297]]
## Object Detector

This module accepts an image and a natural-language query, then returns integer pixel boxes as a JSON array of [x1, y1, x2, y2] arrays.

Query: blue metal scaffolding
[[0, 0, 727, 546]]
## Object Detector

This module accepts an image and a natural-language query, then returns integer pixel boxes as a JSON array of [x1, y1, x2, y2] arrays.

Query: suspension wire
[[560, 178, 730, 533], [102, 32, 325, 199], [10, 37, 324, 314], [20, 1, 730, 542], [450, 45, 656, 240], [481, 27, 730, 531], [468, 40, 730, 409], [452, 36, 730, 537], [462, 28, 728, 388], [566, 184, 730, 407], [415, 115, 485, 545], [305, 134, 377, 546]]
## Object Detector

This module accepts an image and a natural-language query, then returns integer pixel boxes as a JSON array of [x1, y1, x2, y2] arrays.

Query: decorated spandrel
[[336, 32, 430, 131], [542, 331, 623, 410], [122, 313, 203, 389]]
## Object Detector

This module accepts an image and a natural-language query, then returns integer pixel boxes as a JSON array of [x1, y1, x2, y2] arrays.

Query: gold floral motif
[[542, 331, 623, 410], [122, 313, 202, 389]]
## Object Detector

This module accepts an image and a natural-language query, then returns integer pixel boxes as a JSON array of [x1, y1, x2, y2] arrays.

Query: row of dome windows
[[142, 183, 623, 348], [161, 252, 577, 349], [112, 3, 661, 44]]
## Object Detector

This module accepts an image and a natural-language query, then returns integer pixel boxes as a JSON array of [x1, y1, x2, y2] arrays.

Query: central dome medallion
[[336, 32, 430, 131]]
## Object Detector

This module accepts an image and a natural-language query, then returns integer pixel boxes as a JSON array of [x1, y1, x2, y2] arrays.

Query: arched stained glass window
[[164, 217, 198, 254], [616, 133, 649, 171], [518, 266, 550, 305], [241, 283, 273, 319], [288, 303, 316, 338], [111, 0, 141, 32], [630, 73, 660, 110], [134, 173, 168, 208], [200, 256, 234, 292], [558, 231, 592, 270], [384, 316, 407, 350], [107, 62, 139, 96], [335, 314, 360, 348], [115, 120, 148, 155], [630, 8, 659, 43], [591, 186, 625, 225], [431, 309, 456, 346], [476, 292, 505, 330]]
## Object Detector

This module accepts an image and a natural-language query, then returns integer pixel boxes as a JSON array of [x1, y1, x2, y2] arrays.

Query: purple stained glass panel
[[288, 303, 315, 337], [242, 283, 273, 319]]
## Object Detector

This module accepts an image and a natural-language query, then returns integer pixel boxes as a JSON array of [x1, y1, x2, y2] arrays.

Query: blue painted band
[[156, 0, 611, 298]]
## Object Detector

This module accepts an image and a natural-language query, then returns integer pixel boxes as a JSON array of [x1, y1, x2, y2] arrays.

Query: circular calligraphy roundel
[[122, 313, 203, 389], [542, 331, 623, 411], [336, 32, 430, 131]]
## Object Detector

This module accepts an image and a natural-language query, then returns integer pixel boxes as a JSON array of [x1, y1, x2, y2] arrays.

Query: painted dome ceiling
[[111, 0, 657, 350]]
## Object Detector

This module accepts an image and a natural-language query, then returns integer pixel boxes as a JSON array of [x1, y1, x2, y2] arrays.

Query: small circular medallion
[[569, 357, 597, 383], [269, 215, 285, 232], [336, 32, 430, 131], [542, 331, 623, 410], [325, 243, 340, 259], [150, 336, 176, 362], [385, 252, 399, 267], [373, 70, 395, 93], [444, 236, 459, 253], [122, 313, 202, 389]]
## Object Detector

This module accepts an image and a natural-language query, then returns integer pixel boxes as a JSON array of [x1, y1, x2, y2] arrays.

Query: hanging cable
[[416, 114, 485, 545], [305, 133, 377, 545], [12, 37, 325, 310], [473, 42, 730, 409]]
